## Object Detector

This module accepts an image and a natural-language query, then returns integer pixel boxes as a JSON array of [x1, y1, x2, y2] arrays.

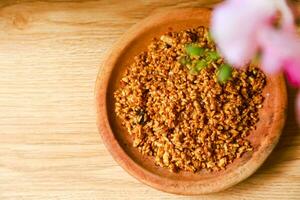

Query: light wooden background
[[0, 1, 299, 200]]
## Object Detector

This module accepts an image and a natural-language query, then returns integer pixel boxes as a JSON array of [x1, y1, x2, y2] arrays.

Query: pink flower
[[258, 27, 300, 86], [211, 0, 299, 83], [284, 59, 300, 87], [211, 0, 300, 124], [211, 0, 278, 66]]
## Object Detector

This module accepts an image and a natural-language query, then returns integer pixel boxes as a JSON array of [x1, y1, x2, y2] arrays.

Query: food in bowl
[[114, 26, 266, 172]]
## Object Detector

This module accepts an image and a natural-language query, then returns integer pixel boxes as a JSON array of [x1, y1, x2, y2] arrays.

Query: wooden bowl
[[95, 8, 287, 195]]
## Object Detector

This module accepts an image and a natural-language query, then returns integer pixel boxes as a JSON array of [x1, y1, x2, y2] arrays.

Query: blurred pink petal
[[259, 27, 300, 85], [284, 59, 300, 87], [261, 48, 283, 74], [259, 27, 300, 59], [258, 28, 292, 73], [297, 91, 300, 125], [275, 0, 295, 30], [211, 0, 295, 68], [211, 0, 277, 66]]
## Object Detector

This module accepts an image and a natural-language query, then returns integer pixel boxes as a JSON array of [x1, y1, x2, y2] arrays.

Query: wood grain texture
[[0, 0, 298, 199]]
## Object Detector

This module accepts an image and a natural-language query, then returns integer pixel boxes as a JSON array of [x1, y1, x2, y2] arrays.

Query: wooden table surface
[[0, 1, 299, 199]]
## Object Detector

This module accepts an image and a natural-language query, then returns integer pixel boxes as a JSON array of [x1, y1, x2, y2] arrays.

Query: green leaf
[[189, 68, 198, 75], [218, 64, 232, 83], [206, 51, 220, 61], [195, 60, 207, 71], [179, 56, 191, 65], [188, 60, 208, 75], [185, 44, 204, 57]]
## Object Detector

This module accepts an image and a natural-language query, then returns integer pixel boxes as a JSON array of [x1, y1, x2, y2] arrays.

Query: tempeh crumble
[[114, 26, 266, 172]]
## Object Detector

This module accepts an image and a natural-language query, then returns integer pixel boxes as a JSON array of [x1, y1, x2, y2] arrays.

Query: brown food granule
[[114, 26, 266, 172]]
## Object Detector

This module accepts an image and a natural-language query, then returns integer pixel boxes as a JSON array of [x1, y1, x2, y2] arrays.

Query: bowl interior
[[98, 8, 287, 194]]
